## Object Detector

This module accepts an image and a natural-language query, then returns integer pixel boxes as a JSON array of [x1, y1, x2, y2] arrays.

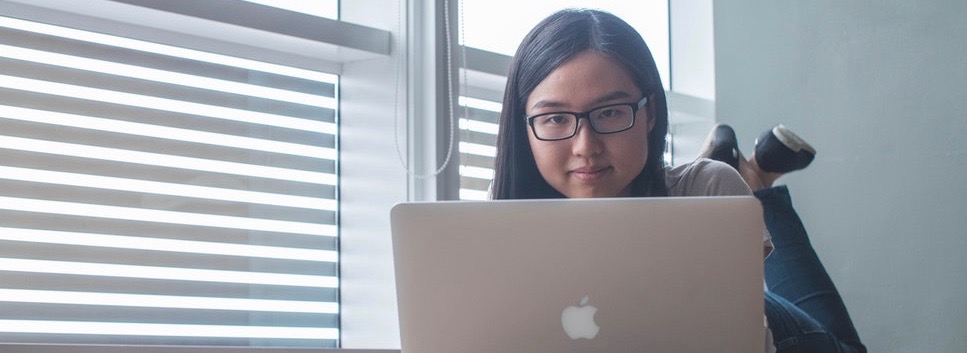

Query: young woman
[[490, 9, 866, 353]]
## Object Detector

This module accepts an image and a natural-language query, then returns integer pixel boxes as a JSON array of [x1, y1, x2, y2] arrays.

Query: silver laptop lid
[[392, 196, 764, 353]]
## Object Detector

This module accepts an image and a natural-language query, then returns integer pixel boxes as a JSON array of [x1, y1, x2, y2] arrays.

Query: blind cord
[[393, 0, 469, 180]]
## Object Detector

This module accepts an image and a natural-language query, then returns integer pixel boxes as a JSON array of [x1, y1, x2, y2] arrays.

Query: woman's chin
[[564, 188, 620, 199]]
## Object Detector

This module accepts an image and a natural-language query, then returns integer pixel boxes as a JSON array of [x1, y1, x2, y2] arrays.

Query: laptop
[[391, 196, 765, 353]]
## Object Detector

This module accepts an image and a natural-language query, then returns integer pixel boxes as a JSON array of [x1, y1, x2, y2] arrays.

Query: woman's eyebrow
[[529, 91, 634, 111], [529, 99, 567, 111], [588, 91, 633, 106]]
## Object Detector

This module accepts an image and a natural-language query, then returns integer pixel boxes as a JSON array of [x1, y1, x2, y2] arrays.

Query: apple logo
[[561, 295, 600, 340]]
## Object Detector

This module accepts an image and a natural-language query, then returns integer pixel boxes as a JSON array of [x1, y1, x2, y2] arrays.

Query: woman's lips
[[571, 166, 611, 181]]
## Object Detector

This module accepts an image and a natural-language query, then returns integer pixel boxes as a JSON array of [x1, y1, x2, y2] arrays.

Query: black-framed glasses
[[525, 96, 648, 141]]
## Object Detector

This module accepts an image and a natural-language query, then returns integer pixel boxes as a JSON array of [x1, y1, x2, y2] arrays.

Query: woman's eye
[[598, 108, 623, 118], [539, 115, 570, 125]]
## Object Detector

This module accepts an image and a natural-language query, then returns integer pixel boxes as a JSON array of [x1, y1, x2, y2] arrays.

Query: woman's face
[[525, 50, 654, 198]]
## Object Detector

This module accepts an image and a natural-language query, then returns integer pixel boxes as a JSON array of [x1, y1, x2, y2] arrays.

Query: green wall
[[714, 1, 967, 352]]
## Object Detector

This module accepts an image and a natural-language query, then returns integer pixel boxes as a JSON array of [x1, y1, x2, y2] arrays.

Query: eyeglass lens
[[532, 105, 634, 140]]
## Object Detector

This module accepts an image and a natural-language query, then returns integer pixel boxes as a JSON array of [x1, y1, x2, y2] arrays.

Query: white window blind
[[457, 96, 500, 201], [0, 16, 340, 348]]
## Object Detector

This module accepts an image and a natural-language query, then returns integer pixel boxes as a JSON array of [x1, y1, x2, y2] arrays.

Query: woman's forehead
[[529, 91, 635, 111], [525, 51, 640, 112]]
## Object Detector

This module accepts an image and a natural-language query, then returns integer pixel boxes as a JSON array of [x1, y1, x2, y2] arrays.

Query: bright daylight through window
[[240, 0, 338, 19]]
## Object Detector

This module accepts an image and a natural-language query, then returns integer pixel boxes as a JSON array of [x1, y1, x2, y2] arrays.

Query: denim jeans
[[756, 186, 867, 353]]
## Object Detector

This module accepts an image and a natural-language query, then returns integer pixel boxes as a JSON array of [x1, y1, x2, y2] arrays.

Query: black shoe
[[698, 124, 741, 170], [754, 125, 816, 173]]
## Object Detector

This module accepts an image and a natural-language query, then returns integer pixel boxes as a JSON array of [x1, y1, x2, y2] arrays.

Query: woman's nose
[[571, 120, 603, 157]]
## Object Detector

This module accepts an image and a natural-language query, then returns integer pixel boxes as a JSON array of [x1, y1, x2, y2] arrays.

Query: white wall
[[340, 0, 459, 347], [670, 0, 715, 102], [667, 0, 716, 164], [714, 1, 967, 352], [339, 0, 406, 348]]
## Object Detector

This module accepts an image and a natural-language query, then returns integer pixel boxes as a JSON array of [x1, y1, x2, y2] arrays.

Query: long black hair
[[490, 9, 669, 199]]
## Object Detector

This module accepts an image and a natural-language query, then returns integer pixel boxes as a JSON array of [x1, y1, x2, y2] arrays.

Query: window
[[0, 0, 702, 350], [0, 8, 341, 349], [240, 0, 339, 19], [460, 0, 670, 86], [457, 96, 501, 200]]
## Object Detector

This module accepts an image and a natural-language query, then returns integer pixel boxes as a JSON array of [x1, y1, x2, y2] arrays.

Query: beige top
[[665, 158, 774, 255]]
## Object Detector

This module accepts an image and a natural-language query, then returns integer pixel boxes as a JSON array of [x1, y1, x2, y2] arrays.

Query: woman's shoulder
[[665, 158, 752, 197]]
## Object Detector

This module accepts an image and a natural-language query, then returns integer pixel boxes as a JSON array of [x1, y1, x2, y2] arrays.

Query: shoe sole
[[772, 124, 816, 155]]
